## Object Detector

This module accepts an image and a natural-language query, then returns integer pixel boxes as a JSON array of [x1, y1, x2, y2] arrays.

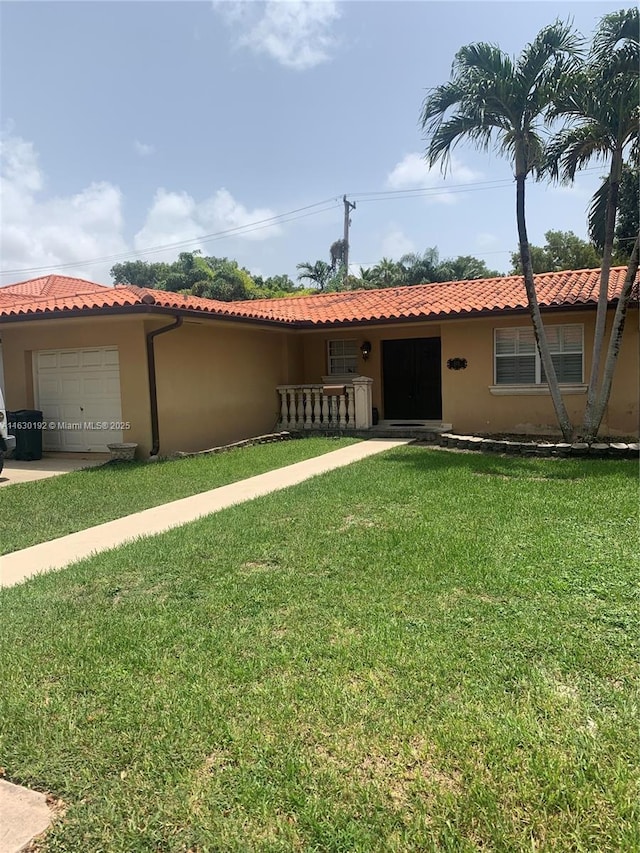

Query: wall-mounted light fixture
[[360, 340, 372, 361], [446, 357, 468, 370]]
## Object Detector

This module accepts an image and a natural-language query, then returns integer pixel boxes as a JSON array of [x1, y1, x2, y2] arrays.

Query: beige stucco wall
[[0, 313, 302, 457], [0, 315, 153, 451], [300, 309, 639, 436], [441, 309, 638, 436], [149, 318, 299, 453], [1, 306, 636, 458]]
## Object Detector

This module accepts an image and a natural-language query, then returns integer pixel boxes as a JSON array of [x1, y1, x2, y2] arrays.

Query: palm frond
[[545, 124, 611, 182], [517, 20, 583, 82], [420, 82, 465, 125], [454, 42, 515, 80], [591, 7, 639, 66], [588, 177, 610, 252], [427, 114, 496, 168]]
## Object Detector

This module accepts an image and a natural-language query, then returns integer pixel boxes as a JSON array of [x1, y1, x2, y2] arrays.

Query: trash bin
[[8, 409, 44, 460]]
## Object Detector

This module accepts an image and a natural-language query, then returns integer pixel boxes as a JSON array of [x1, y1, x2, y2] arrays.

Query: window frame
[[327, 339, 358, 376], [493, 324, 584, 386]]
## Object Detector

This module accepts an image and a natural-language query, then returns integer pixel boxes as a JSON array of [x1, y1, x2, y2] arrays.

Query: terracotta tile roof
[[0, 267, 635, 326], [1, 274, 110, 298], [0, 282, 232, 319], [0, 290, 31, 306], [217, 267, 636, 325]]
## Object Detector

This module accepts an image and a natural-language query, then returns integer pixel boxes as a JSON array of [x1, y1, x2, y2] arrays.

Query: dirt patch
[[313, 736, 462, 810], [240, 558, 281, 574]]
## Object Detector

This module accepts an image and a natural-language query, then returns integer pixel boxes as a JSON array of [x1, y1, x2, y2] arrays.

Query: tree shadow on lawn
[[380, 444, 640, 482]]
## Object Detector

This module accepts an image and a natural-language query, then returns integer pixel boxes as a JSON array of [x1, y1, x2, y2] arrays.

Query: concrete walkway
[[1, 439, 408, 590], [0, 781, 54, 853]]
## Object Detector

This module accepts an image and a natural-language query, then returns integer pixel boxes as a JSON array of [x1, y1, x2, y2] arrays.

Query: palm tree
[[370, 257, 405, 287], [399, 248, 443, 284], [546, 7, 639, 439], [356, 266, 380, 289], [420, 22, 582, 440], [296, 260, 333, 291]]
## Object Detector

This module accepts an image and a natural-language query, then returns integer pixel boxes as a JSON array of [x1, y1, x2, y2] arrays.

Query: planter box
[[107, 442, 138, 462]]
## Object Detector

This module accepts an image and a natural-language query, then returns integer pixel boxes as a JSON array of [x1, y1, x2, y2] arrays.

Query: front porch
[[276, 378, 451, 438]]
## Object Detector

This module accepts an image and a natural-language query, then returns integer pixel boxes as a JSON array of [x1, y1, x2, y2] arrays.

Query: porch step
[[290, 423, 451, 441]]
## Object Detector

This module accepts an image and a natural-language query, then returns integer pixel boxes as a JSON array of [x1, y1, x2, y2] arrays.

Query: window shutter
[[496, 355, 536, 384]]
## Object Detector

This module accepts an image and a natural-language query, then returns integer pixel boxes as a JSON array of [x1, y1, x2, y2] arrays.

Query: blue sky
[[0, 1, 623, 286]]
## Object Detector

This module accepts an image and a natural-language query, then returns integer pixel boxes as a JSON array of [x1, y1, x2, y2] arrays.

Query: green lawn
[[0, 437, 358, 555], [2, 447, 638, 852]]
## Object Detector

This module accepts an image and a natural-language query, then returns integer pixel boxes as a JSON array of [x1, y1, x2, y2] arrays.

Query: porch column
[[352, 376, 373, 429]]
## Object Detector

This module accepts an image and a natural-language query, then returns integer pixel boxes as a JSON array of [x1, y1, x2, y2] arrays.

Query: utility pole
[[343, 194, 356, 288]]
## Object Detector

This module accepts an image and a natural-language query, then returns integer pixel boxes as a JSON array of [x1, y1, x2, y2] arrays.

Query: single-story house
[[0, 268, 637, 456]]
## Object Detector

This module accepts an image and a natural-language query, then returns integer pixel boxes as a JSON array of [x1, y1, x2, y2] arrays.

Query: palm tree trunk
[[589, 234, 639, 434], [581, 150, 623, 440], [516, 172, 574, 441]]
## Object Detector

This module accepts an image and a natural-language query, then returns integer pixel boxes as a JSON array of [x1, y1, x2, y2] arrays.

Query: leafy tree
[[369, 257, 405, 287], [421, 21, 581, 439], [355, 266, 381, 289], [296, 260, 334, 291], [509, 230, 600, 274], [110, 259, 171, 288], [251, 274, 299, 298], [399, 248, 443, 284], [191, 260, 256, 302], [441, 255, 502, 280], [546, 6, 639, 439]]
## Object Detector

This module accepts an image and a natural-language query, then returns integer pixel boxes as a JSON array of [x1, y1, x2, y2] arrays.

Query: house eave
[[0, 303, 293, 330], [291, 299, 629, 330], [0, 296, 633, 329]]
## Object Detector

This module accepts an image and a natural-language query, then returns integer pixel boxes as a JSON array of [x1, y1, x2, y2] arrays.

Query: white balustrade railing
[[277, 376, 373, 431]]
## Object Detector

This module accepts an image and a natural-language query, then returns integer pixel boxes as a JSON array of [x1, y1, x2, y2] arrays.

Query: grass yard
[[0, 436, 358, 555], [1, 446, 638, 852]]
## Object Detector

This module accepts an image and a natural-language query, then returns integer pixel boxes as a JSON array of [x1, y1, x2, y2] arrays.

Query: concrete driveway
[[0, 453, 109, 486]]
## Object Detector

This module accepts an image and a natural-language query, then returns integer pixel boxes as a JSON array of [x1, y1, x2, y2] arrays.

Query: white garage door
[[36, 347, 123, 452]]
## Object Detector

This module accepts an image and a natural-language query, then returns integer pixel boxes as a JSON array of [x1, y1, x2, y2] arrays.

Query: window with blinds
[[494, 325, 583, 385], [328, 340, 358, 375]]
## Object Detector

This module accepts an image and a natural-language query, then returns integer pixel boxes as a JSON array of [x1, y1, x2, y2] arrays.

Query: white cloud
[[133, 187, 282, 258], [133, 140, 155, 157], [381, 228, 415, 260], [386, 152, 482, 205], [0, 132, 284, 285], [214, 0, 341, 70], [0, 133, 128, 284]]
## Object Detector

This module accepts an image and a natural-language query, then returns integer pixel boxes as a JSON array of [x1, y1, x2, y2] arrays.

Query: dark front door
[[382, 337, 442, 420]]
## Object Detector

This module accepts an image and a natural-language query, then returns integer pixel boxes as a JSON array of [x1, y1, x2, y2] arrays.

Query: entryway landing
[[368, 420, 453, 439]]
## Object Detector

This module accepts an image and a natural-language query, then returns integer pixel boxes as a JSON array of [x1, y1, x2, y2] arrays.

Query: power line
[[0, 198, 342, 277], [349, 177, 513, 199], [348, 165, 608, 204], [0, 164, 614, 278]]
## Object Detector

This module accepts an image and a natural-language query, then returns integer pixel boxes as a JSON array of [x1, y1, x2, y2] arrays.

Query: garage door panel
[[38, 377, 60, 397], [105, 377, 121, 396], [59, 352, 82, 369], [37, 352, 60, 370], [36, 347, 122, 453], [82, 377, 105, 397], [79, 350, 104, 368], [61, 377, 82, 396]]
